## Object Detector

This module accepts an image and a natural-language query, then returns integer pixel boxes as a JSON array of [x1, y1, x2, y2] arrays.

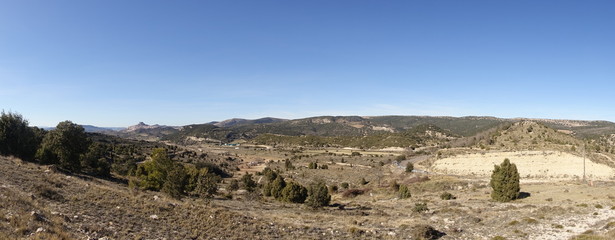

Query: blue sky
[[1, 1, 614, 127]]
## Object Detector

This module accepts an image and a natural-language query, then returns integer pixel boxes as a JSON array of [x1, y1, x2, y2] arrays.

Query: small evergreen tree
[[262, 167, 278, 181], [36, 121, 90, 172], [195, 169, 221, 198], [269, 175, 286, 199], [306, 182, 330, 208], [284, 159, 294, 170], [162, 164, 187, 199], [131, 148, 174, 191], [241, 173, 257, 192], [490, 158, 520, 202], [281, 182, 308, 203], [228, 179, 240, 192]]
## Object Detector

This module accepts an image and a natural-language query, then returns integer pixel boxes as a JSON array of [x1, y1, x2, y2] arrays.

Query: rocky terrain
[[4, 116, 615, 239]]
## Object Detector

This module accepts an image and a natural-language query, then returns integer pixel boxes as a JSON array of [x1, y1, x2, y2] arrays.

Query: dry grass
[[5, 140, 615, 240]]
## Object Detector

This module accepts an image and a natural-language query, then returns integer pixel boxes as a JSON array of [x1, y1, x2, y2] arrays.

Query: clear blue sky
[[1, 1, 614, 127]]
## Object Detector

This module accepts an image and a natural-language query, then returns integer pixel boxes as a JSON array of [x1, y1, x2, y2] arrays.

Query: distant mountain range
[[89, 116, 615, 144], [210, 117, 287, 128]]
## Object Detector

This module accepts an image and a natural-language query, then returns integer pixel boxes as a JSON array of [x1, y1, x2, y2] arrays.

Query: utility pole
[[583, 143, 586, 183]]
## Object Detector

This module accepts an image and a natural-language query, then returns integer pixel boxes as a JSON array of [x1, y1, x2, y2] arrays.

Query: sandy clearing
[[431, 151, 615, 180]]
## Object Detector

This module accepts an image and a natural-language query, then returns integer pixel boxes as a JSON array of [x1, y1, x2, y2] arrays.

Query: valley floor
[[3, 155, 615, 240]]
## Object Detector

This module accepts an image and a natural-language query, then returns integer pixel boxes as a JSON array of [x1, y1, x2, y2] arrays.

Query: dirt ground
[[4, 144, 615, 240]]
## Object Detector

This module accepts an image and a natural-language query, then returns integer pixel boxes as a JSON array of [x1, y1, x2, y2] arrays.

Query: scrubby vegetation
[[0, 111, 42, 161], [5, 110, 615, 239]]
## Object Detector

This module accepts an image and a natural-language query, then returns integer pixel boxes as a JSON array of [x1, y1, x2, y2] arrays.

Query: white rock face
[[431, 151, 615, 180]]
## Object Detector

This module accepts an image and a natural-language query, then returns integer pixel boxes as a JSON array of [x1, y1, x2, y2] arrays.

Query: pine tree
[[269, 175, 286, 199], [490, 158, 520, 202]]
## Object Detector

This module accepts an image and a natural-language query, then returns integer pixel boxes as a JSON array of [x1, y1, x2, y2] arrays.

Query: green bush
[[241, 173, 257, 192], [306, 182, 331, 208], [490, 158, 520, 202], [262, 167, 278, 181], [341, 182, 349, 189], [411, 224, 440, 240], [440, 192, 455, 200], [329, 185, 338, 193], [359, 178, 368, 185], [131, 148, 173, 191], [80, 142, 111, 177], [36, 121, 90, 172], [413, 202, 429, 213], [308, 162, 318, 169], [406, 163, 414, 172], [398, 185, 411, 199], [162, 164, 187, 199], [228, 179, 240, 192], [281, 182, 308, 203], [194, 169, 221, 198]]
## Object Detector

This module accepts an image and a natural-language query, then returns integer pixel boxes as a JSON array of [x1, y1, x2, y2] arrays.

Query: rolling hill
[[101, 116, 615, 149]]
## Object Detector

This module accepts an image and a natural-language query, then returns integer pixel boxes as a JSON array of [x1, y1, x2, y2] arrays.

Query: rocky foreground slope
[[0, 156, 355, 239]]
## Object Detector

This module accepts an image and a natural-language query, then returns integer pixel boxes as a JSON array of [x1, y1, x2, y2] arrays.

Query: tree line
[[0, 111, 228, 200], [0, 111, 110, 176]]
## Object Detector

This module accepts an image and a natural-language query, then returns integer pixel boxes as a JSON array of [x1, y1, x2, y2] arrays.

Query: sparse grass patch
[[604, 222, 615, 229], [413, 202, 429, 213], [523, 217, 538, 224], [570, 235, 607, 240]]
